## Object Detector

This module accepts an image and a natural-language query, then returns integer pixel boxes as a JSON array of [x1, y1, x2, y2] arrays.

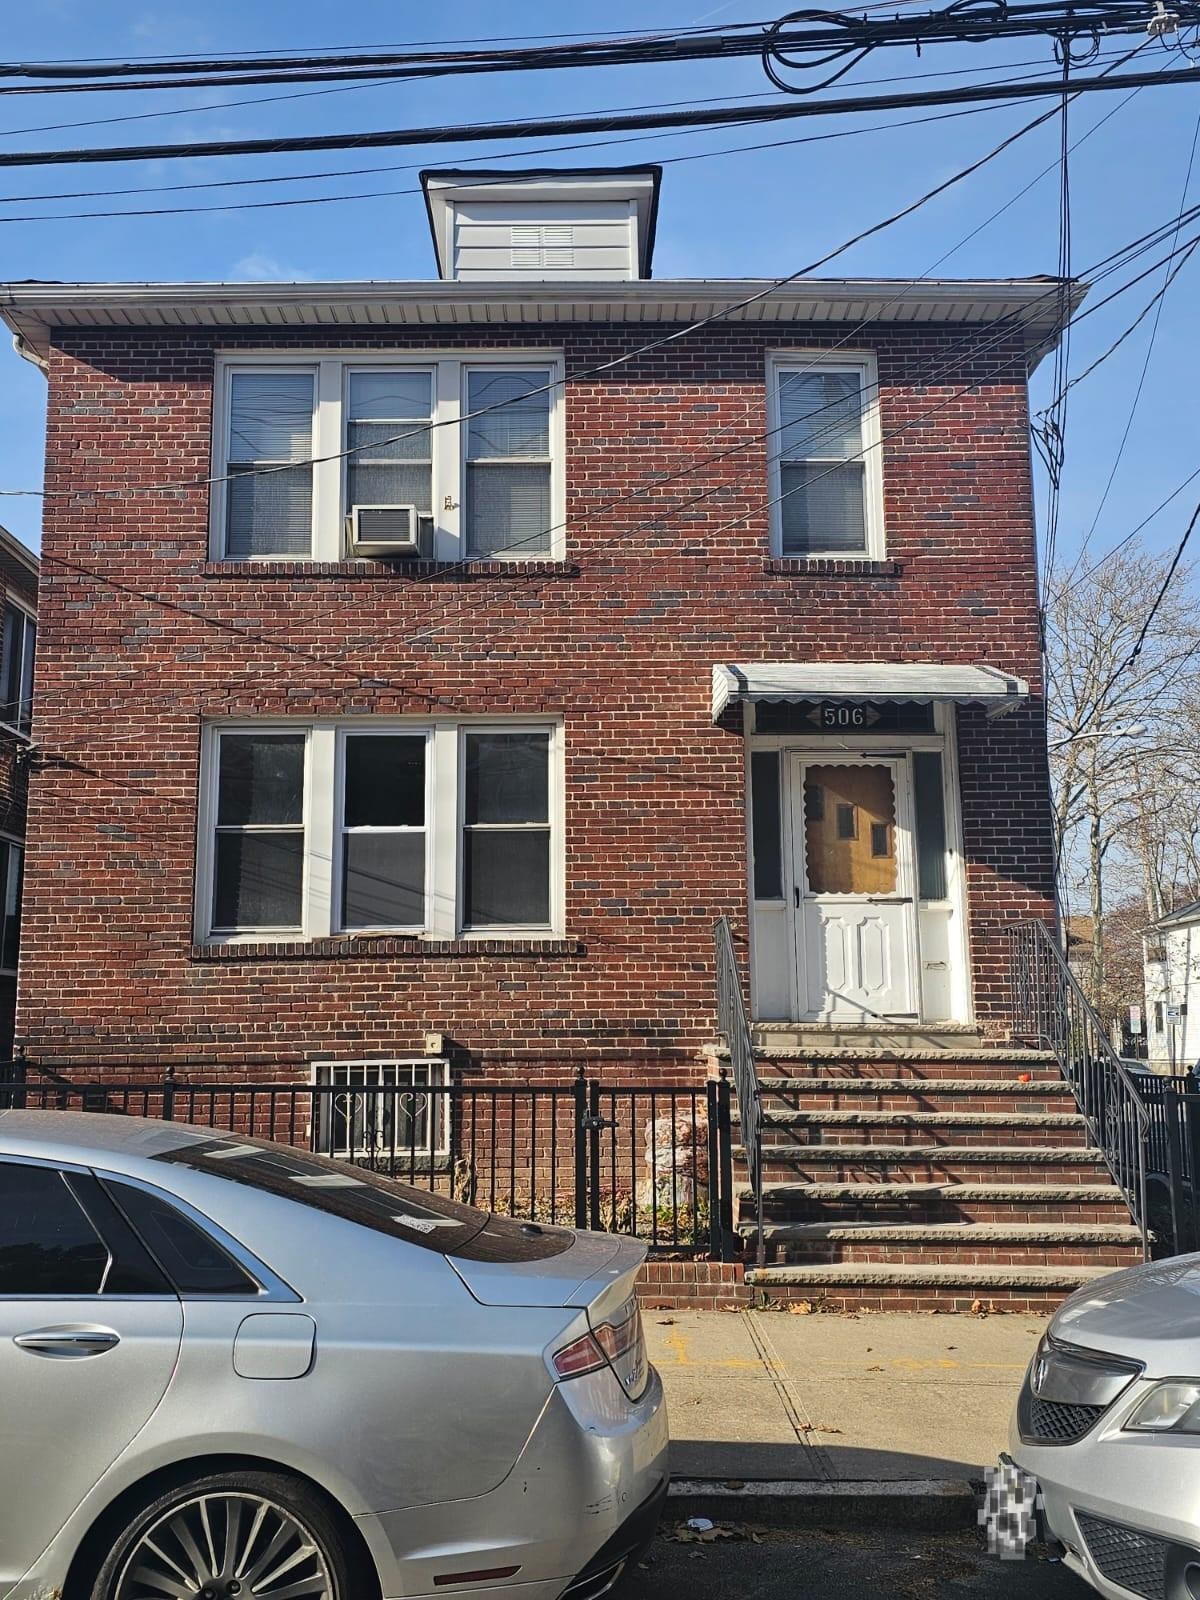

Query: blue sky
[[1, 0, 1196, 573]]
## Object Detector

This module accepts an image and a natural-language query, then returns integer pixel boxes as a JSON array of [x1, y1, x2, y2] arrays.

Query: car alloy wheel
[[113, 1490, 336, 1600]]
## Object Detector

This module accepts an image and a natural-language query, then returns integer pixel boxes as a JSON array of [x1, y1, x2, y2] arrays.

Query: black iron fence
[[1011, 920, 1150, 1256], [0, 1060, 738, 1259]]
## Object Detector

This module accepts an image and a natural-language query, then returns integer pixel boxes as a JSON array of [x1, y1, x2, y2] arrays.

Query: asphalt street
[[619, 1526, 1092, 1599]]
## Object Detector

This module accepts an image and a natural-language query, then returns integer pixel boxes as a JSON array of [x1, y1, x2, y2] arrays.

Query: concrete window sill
[[191, 936, 584, 961]]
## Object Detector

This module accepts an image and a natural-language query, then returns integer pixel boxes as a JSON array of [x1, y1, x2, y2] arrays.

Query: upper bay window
[[212, 355, 563, 563], [768, 353, 883, 559], [198, 721, 561, 943]]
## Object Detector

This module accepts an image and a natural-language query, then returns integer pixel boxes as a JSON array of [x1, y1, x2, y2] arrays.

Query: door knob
[[13, 1325, 120, 1358]]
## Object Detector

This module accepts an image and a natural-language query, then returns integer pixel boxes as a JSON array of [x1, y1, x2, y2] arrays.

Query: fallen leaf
[[788, 1300, 814, 1315], [656, 1317, 676, 1326], [867, 1364, 885, 1371], [799, 1422, 844, 1434]]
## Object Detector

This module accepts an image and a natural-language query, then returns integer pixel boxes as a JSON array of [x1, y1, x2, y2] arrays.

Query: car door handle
[[13, 1325, 121, 1358]]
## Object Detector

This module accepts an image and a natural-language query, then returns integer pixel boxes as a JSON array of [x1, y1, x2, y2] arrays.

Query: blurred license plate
[[980, 1457, 1042, 1559]]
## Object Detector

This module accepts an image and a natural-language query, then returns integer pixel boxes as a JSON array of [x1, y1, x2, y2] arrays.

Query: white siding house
[[1144, 901, 1200, 1072]]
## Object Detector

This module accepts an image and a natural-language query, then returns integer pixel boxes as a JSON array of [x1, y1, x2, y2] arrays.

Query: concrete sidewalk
[[646, 1309, 1046, 1484]]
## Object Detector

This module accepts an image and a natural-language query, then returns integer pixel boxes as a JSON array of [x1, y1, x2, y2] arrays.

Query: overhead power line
[[0, 2, 1190, 93], [0, 61, 1195, 170]]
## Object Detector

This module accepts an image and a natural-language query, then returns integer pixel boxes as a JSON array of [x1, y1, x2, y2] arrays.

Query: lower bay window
[[198, 720, 561, 943]]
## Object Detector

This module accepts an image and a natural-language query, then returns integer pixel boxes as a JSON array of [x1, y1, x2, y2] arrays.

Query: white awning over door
[[711, 661, 1029, 722]]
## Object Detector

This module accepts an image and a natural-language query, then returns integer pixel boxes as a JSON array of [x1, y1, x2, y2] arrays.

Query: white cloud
[[231, 253, 317, 283]]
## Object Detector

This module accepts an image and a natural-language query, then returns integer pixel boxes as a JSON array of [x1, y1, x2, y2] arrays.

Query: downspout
[[11, 333, 48, 375]]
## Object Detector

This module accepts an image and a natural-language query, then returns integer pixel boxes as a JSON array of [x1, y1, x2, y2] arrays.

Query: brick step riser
[[756, 1158, 1109, 1185], [748, 1285, 1090, 1313], [767, 1242, 1143, 1269], [757, 1092, 1077, 1114], [753, 1125, 1089, 1149], [750, 1199, 1132, 1225]]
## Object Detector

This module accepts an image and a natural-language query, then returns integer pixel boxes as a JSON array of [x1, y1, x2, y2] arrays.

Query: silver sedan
[[995, 1253, 1200, 1598], [0, 1109, 669, 1600]]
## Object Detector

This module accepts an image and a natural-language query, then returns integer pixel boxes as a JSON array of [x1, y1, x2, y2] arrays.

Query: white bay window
[[198, 721, 562, 942], [211, 353, 564, 561]]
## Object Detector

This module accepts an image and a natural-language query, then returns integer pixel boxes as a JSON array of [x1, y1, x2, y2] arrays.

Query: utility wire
[[2, 91, 1089, 505], [0, 61, 1196, 169]]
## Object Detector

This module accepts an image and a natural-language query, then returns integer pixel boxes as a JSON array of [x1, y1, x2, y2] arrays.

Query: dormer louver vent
[[511, 224, 575, 271], [422, 168, 660, 281]]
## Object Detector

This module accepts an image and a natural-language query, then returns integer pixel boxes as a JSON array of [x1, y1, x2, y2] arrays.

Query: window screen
[[0, 1163, 109, 1295], [750, 751, 783, 900], [462, 731, 551, 927], [465, 370, 552, 557], [346, 370, 434, 518], [776, 367, 869, 555], [225, 371, 315, 557], [212, 733, 306, 933], [913, 751, 948, 900]]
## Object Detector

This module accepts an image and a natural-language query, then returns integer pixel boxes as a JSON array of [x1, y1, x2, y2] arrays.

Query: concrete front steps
[[733, 1040, 1144, 1311], [741, 1260, 1118, 1315]]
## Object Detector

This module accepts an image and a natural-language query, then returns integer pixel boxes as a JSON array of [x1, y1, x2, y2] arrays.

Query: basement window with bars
[[199, 721, 562, 943], [313, 1060, 450, 1161], [769, 354, 883, 558]]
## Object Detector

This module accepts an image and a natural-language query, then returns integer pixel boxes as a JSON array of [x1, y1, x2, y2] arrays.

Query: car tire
[[87, 1467, 358, 1600]]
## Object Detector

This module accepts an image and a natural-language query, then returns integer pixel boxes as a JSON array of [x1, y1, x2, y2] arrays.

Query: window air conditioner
[[349, 504, 420, 556]]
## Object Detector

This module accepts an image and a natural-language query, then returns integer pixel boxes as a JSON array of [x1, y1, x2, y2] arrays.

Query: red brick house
[[0, 525, 37, 1058], [1, 168, 1138, 1306]]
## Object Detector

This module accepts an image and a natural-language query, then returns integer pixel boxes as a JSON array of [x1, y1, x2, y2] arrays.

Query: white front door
[[788, 754, 919, 1020]]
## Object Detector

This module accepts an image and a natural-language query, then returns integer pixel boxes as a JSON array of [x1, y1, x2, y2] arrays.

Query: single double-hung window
[[211, 732, 306, 934], [462, 730, 552, 928], [346, 370, 434, 523], [223, 370, 316, 558], [0, 604, 35, 734], [465, 369, 553, 557], [339, 733, 428, 930], [0, 839, 22, 973], [771, 356, 881, 557]]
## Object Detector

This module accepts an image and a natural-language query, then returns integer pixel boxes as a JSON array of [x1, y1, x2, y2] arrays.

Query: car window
[[0, 1161, 110, 1295], [155, 1135, 573, 1260], [104, 1179, 260, 1296]]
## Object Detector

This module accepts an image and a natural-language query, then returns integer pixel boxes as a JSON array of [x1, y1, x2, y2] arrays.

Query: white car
[[997, 1254, 1200, 1599]]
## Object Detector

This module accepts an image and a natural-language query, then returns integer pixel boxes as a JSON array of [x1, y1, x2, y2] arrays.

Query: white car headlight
[[1124, 1382, 1200, 1433]]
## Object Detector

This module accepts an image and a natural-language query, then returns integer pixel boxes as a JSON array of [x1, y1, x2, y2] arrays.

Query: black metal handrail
[[1011, 920, 1150, 1256], [714, 916, 764, 1265]]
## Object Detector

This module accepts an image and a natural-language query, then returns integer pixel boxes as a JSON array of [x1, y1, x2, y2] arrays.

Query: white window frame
[[196, 717, 565, 944], [0, 596, 36, 738], [211, 364, 319, 562], [0, 832, 23, 977], [311, 1059, 451, 1161], [210, 351, 566, 563], [197, 726, 312, 941], [457, 722, 562, 936], [333, 726, 434, 935], [766, 351, 885, 560]]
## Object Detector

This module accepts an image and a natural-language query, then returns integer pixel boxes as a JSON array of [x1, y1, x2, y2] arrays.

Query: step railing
[[1011, 920, 1149, 1257], [714, 916, 765, 1266]]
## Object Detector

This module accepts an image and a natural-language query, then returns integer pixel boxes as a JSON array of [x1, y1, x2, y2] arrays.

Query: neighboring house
[[2, 167, 1129, 1308], [1143, 902, 1200, 1072], [0, 525, 38, 1057], [0, 165, 1062, 1068]]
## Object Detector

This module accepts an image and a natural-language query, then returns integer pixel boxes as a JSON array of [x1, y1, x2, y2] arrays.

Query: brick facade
[[15, 317, 1055, 1073]]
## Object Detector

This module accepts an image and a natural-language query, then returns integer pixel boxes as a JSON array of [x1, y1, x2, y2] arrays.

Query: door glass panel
[[750, 751, 783, 900], [913, 751, 948, 900], [804, 764, 897, 895]]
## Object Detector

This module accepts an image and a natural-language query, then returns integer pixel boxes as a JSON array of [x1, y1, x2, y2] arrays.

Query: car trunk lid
[[448, 1226, 645, 1309]]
